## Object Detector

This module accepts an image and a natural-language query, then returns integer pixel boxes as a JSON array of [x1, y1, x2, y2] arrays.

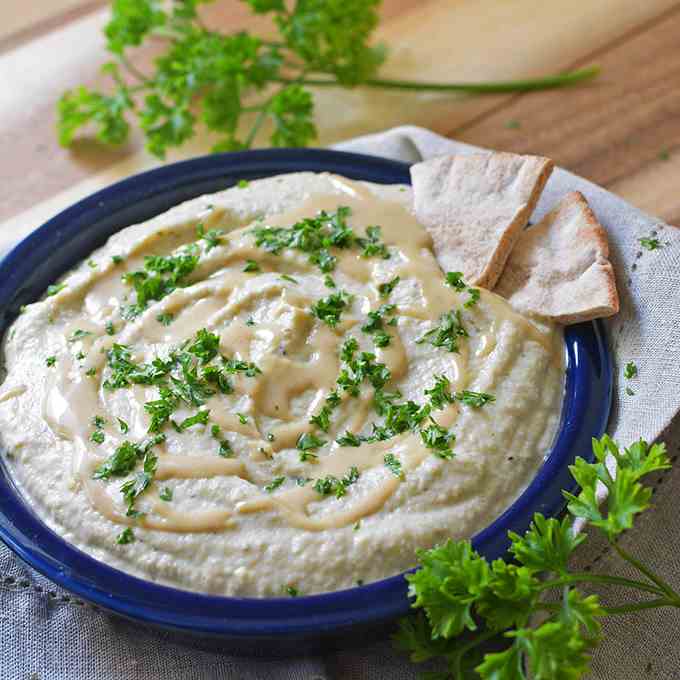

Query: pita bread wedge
[[410, 152, 553, 288], [495, 191, 619, 324]]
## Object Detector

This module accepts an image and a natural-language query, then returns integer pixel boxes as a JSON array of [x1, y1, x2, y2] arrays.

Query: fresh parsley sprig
[[57, 0, 600, 157], [395, 435, 676, 679]]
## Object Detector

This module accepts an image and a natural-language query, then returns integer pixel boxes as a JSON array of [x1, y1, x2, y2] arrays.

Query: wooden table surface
[[2, 0, 679, 244]]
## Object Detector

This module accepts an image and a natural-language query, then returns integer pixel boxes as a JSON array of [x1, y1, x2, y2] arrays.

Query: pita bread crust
[[410, 152, 553, 288], [495, 191, 619, 324]]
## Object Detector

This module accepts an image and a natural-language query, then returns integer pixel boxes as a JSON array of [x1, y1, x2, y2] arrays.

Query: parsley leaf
[[47, 283, 66, 296], [384, 453, 404, 478], [56, 0, 597, 155], [311, 291, 353, 327], [639, 236, 662, 251], [196, 223, 223, 251], [378, 276, 400, 298], [417, 310, 468, 353], [116, 527, 135, 545], [264, 476, 286, 493], [624, 362, 637, 379], [174, 409, 210, 431]]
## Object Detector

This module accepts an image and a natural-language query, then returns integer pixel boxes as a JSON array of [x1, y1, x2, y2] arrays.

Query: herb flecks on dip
[[0, 173, 563, 596]]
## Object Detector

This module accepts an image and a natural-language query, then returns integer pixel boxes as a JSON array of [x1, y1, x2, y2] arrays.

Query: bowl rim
[[0, 148, 613, 638]]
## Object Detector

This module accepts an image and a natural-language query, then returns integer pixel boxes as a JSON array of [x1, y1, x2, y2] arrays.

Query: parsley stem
[[540, 573, 665, 597], [603, 598, 678, 615], [612, 542, 680, 603], [120, 54, 151, 84], [278, 66, 600, 94], [450, 629, 499, 675], [245, 104, 271, 148]]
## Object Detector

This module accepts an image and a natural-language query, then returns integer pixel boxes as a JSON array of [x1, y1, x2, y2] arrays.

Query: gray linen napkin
[[2, 126, 679, 680]]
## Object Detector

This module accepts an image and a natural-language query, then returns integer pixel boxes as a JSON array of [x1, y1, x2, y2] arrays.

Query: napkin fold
[[2, 126, 679, 680]]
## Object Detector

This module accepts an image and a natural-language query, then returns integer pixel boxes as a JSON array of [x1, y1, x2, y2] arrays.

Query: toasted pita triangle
[[410, 152, 553, 288], [495, 191, 619, 324]]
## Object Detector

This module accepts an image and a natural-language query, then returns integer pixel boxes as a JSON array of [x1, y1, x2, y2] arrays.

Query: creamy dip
[[0, 173, 564, 596]]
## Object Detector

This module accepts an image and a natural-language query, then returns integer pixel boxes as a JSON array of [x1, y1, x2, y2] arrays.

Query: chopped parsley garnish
[[324, 275, 336, 289], [105, 321, 116, 335], [311, 291, 353, 327], [174, 409, 210, 431], [93, 441, 140, 479], [626, 386, 635, 396], [384, 453, 404, 479], [87, 259, 97, 269], [111, 255, 124, 265], [420, 421, 455, 460], [156, 312, 174, 326], [92, 415, 106, 428], [202, 364, 234, 394], [280, 274, 298, 284], [445, 271, 466, 291], [186, 328, 220, 364], [120, 451, 157, 516], [313, 466, 359, 498], [464, 288, 480, 308], [639, 236, 662, 251], [340, 337, 359, 362], [285, 585, 299, 597], [45, 356, 57, 367], [47, 283, 66, 296], [357, 225, 390, 259], [446, 271, 480, 307], [309, 406, 332, 432], [416, 310, 468, 353], [85, 367, 97, 377], [120, 247, 199, 319], [75, 351, 86, 361], [245, 317, 256, 327], [336, 431, 363, 447], [159, 486, 173, 501], [456, 390, 495, 408], [267, 433, 275, 442], [378, 276, 400, 298], [223, 358, 261, 377], [424, 375, 495, 410], [69, 329, 92, 342], [362, 303, 396, 347], [624, 362, 638, 379], [337, 351, 391, 397], [264, 476, 286, 493], [237, 179, 249, 188], [90, 430, 105, 445], [116, 528, 135, 545], [297, 432, 325, 452], [252, 206, 358, 274], [218, 440, 234, 458], [424, 374, 454, 409], [196, 223, 223, 251], [353, 521, 361, 531], [369, 397, 430, 441], [362, 304, 396, 333], [236, 412, 248, 425], [117, 417, 129, 434], [243, 259, 261, 273], [92, 435, 164, 480]]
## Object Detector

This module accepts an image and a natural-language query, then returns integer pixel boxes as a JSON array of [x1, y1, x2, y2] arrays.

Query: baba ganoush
[[0, 173, 564, 596]]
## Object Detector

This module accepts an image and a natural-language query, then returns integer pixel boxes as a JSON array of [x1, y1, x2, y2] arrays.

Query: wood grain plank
[[0, 0, 103, 44], [456, 4, 680, 225], [0, 0, 676, 229]]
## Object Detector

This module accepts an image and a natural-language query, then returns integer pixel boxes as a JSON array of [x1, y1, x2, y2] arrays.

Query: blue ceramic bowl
[[0, 149, 612, 655]]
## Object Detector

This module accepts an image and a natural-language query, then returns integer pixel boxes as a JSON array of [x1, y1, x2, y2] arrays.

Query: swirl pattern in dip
[[0, 173, 563, 596]]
